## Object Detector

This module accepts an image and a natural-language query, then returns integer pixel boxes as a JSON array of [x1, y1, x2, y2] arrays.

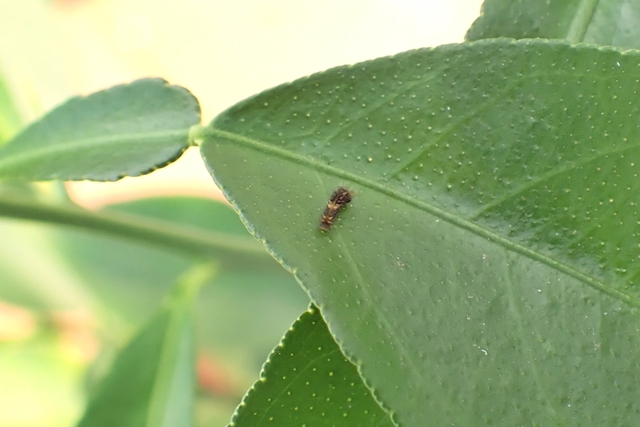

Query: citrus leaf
[[201, 39, 640, 426], [76, 265, 209, 427], [467, 0, 640, 48], [230, 306, 393, 427], [0, 78, 200, 181]]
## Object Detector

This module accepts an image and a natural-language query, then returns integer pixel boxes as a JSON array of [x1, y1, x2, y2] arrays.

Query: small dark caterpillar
[[320, 186, 353, 231]]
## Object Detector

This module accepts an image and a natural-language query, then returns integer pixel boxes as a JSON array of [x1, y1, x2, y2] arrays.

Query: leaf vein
[[209, 127, 640, 309]]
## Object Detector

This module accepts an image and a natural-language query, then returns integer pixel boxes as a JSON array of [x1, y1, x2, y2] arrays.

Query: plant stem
[[0, 194, 279, 270]]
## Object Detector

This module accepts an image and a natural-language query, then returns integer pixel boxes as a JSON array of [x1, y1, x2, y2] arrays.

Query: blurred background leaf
[[0, 195, 309, 426], [56, 197, 309, 424], [56, 197, 309, 369], [76, 264, 208, 427], [0, 69, 22, 144], [0, 220, 99, 311], [467, 0, 640, 47]]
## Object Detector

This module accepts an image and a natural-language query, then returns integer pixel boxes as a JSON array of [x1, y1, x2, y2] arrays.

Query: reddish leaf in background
[[196, 353, 236, 398]]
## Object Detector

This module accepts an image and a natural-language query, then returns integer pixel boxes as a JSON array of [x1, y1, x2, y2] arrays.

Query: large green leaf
[[230, 306, 393, 427], [0, 78, 200, 181], [201, 39, 640, 426], [467, 0, 640, 48], [76, 265, 208, 427]]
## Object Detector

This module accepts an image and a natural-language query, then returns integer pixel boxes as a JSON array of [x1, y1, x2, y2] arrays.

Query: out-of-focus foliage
[[0, 70, 22, 144]]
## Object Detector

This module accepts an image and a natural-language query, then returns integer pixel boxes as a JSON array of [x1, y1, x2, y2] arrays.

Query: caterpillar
[[320, 186, 353, 231]]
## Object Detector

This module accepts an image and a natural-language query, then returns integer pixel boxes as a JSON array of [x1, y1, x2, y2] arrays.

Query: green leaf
[[0, 78, 200, 181], [201, 39, 640, 426], [467, 0, 640, 47], [76, 264, 209, 427], [230, 306, 393, 427], [0, 69, 23, 144]]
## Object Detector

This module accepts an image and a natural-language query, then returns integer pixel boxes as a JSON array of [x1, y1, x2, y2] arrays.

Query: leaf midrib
[[566, 0, 600, 43], [207, 127, 640, 308], [0, 129, 188, 171]]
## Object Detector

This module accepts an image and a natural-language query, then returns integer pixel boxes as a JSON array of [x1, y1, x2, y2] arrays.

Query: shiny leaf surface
[[201, 39, 640, 426]]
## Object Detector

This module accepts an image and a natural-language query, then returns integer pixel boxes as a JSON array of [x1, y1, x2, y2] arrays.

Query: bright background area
[[0, 0, 483, 426], [0, 0, 483, 208]]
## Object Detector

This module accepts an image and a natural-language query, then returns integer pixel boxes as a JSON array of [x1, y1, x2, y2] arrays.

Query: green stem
[[0, 194, 278, 270], [566, 0, 600, 43]]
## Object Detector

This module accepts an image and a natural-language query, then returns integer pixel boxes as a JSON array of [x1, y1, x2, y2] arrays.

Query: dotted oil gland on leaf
[[320, 187, 353, 231]]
